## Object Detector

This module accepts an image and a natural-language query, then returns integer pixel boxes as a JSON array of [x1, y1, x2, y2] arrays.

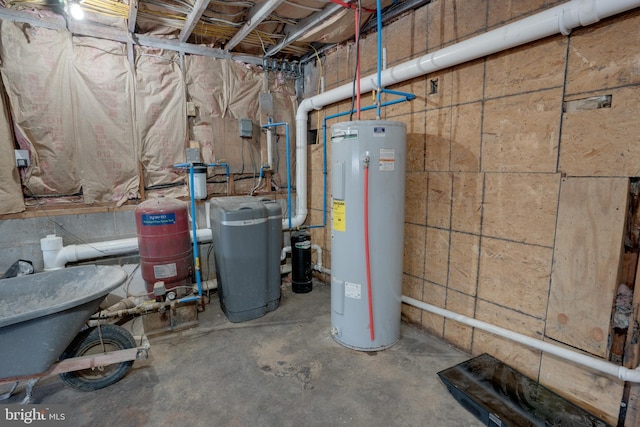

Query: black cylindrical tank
[[291, 231, 312, 293]]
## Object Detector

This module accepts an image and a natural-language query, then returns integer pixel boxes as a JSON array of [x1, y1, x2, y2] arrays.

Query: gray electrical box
[[239, 118, 253, 138], [185, 148, 200, 163], [259, 93, 274, 116]]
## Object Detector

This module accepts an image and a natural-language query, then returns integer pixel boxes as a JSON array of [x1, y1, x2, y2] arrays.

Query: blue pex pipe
[[305, 94, 415, 230], [173, 162, 203, 297], [376, 0, 383, 118], [188, 164, 203, 297]]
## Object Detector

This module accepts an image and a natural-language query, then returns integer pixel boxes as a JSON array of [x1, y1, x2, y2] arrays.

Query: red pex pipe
[[329, 0, 374, 12], [363, 162, 374, 341], [355, 8, 361, 119]]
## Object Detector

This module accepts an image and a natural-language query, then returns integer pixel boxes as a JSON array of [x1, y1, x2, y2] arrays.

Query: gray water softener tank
[[260, 198, 283, 311], [210, 196, 280, 322]]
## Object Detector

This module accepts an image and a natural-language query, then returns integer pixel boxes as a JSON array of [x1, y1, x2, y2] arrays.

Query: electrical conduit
[[262, 121, 293, 229]]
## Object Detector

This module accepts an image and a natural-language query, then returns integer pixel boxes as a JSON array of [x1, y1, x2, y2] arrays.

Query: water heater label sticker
[[373, 126, 386, 137], [331, 129, 358, 143], [379, 148, 395, 171], [142, 213, 176, 226], [333, 200, 346, 232], [345, 282, 361, 299], [154, 263, 177, 279]]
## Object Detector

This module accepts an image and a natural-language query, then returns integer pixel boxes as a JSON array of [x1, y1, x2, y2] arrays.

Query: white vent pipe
[[289, 0, 640, 229], [41, 228, 213, 270], [280, 243, 330, 274], [402, 296, 640, 383]]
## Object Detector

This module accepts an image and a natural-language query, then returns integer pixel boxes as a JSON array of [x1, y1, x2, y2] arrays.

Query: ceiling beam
[[0, 7, 62, 30], [178, 0, 210, 42], [298, 0, 433, 64], [225, 0, 286, 52], [360, 0, 431, 33], [264, 2, 342, 57], [127, 0, 139, 33], [0, 8, 263, 64]]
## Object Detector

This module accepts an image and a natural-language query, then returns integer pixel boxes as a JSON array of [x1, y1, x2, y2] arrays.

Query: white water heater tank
[[330, 120, 406, 351]]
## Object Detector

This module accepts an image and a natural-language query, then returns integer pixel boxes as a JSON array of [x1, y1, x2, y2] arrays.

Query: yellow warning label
[[333, 200, 346, 232]]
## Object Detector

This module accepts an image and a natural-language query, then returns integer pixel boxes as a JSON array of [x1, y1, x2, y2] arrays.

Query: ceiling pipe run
[[288, 0, 640, 229]]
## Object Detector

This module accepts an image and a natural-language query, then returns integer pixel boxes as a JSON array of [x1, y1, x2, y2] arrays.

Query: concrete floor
[[5, 279, 483, 426]]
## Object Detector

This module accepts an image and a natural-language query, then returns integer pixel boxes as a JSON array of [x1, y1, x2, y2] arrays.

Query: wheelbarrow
[[0, 265, 150, 403]]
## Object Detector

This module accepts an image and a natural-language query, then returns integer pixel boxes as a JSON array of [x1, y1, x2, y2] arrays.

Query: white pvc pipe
[[280, 244, 330, 274], [311, 243, 330, 274], [289, 0, 640, 229], [41, 228, 214, 270], [280, 245, 291, 261], [266, 128, 273, 169], [401, 295, 640, 383]]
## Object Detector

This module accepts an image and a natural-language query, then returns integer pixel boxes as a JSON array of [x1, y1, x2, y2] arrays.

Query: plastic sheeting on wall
[[0, 23, 140, 206], [0, 22, 298, 207], [184, 55, 226, 163], [135, 47, 188, 199], [226, 62, 263, 121], [0, 22, 80, 198], [185, 56, 297, 187], [71, 36, 139, 205], [0, 84, 25, 214]]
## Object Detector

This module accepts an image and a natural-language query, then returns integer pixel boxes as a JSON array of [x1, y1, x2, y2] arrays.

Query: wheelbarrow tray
[[0, 265, 127, 378]]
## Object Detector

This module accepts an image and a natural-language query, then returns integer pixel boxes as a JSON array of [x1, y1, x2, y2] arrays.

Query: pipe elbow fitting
[[41, 234, 66, 271], [281, 246, 291, 261]]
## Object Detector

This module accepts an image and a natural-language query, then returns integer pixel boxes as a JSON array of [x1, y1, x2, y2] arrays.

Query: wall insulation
[[0, 82, 23, 214], [72, 37, 138, 204], [0, 23, 79, 198], [0, 23, 297, 212], [135, 48, 187, 199]]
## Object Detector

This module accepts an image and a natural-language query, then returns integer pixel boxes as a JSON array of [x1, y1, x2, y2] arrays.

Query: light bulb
[[69, 2, 84, 20]]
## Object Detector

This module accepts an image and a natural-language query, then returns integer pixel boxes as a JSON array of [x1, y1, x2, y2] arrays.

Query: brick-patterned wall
[[307, 1, 640, 424]]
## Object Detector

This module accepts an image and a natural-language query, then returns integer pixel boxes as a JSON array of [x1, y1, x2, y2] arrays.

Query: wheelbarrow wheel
[[59, 324, 137, 391]]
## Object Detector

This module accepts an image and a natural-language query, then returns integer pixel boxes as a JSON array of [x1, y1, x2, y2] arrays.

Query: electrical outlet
[[186, 101, 196, 117], [14, 150, 29, 168]]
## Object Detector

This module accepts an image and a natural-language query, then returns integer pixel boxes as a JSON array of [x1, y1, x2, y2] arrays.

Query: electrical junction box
[[185, 148, 200, 163], [15, 150, 29, 168], [239, 118, 253, 138]]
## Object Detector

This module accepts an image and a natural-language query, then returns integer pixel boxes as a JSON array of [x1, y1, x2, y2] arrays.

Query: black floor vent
[[437, 353, 611, 427]]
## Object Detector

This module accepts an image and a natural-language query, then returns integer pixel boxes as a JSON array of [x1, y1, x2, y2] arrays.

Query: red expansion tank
[[135, 197, 193, 295]]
